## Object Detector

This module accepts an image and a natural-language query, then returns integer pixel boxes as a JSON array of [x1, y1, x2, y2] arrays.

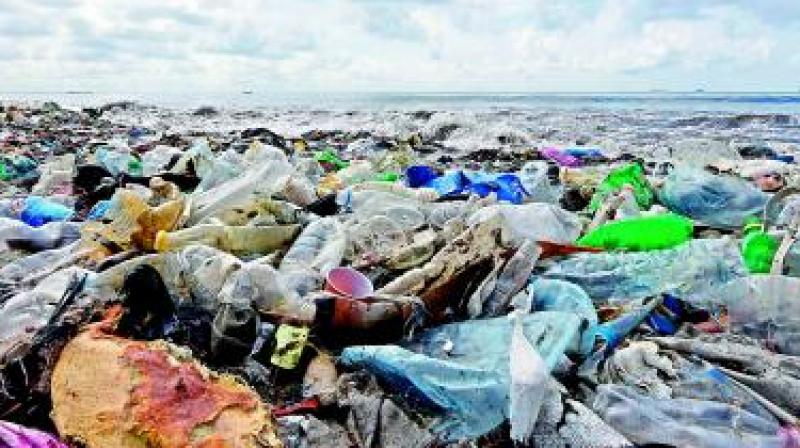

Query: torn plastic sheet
[[339, 311, 582, 440]]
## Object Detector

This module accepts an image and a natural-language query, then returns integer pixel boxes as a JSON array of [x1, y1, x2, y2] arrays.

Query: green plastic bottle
[[127, 157, 143, 176], [314, 149, 350, 171], [374, 171, 400, 182], [0, 163, 8, 181], [741, 219, 778, 273], [589, 163, 653, 213], [577, 213, 694, 251]]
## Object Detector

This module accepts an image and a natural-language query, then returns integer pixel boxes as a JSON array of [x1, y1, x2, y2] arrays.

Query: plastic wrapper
[[20, 196, 74, 227], [0, 420, 68, 447], [468, 202, 582, 246], [0, 217, 81, 252], [509, 314, 549, 444], [518, 161, 562, 204]]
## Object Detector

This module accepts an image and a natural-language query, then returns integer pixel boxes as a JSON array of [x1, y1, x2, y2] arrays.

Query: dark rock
[[240, 128, 287, 149], [737, 145, 776, 159], [560, 187, 590, 212], [192, 106, 219, 117], [432, 123, 460, 142], [411, 110, 434, 120]]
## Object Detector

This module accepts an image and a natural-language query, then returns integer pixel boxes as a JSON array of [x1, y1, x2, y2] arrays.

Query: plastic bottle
[[614, 186, 640, 219], [31, 154, 75, 195], [195, 149, 247, 193], [314, 149, 349, 171], [189, 155, 294, 225], [95, 146, 136, 176], [542, 238, 747, 304], [19, 196, 74, 227], [154, 224, 300, 256], [279, 217, 347, 297], [576, 213, 694, 251], [741, 220, 778, 274]]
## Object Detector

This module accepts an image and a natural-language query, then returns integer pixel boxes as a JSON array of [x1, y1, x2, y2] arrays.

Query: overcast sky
[[1, 0, 799, 93]]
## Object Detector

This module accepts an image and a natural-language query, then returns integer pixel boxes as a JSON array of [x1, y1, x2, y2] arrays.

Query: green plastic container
[[577, 213, 694, 251], [589, 163, 653, 213], [374, 171, 400, 182], [315, 149, 350, 171], [741, 220, 778, 274]]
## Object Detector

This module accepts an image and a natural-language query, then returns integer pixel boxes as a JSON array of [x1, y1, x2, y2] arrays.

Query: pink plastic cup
[[325, 267, 374, 299]]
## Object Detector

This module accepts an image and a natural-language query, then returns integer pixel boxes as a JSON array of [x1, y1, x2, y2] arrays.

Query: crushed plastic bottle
[[154, 224, 300, 256], [542, 238, 747, 304]]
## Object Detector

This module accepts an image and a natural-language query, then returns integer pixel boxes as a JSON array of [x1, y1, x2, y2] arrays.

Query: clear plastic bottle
[[279, 217, 346, 297], [140, 145, 181, 176], [154, 224, 300, 256], [189, 154, 294, 225], [542, 238, 747, 304]]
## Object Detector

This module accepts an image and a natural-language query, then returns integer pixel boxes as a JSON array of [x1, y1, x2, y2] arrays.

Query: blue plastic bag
[[405, 165, 439, 188], [20, 196, 73, 227], [405, 166, 527, 204], [340, 312, 582, 440], [87, 200, 112, 221]]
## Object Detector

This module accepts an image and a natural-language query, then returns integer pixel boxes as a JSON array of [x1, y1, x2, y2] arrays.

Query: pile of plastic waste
[[2, 101, 800, 447]]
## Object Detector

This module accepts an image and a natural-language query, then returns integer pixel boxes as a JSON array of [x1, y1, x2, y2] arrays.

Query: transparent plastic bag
[[659, 168, 768, 229], [592, 384, 785, 448], [720, 275, 800, 356], [468, 203, 582, 246]]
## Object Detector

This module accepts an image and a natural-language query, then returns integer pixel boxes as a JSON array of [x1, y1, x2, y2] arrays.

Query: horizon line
[[1, 90, 800, 95]]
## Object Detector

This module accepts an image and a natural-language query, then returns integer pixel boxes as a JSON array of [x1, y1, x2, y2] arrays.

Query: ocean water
[[2, 91, 800, 112], [2, 92, 799, 157]]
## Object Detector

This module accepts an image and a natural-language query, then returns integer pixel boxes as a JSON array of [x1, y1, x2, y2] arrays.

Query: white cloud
[[0, 0, 797, 92]]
